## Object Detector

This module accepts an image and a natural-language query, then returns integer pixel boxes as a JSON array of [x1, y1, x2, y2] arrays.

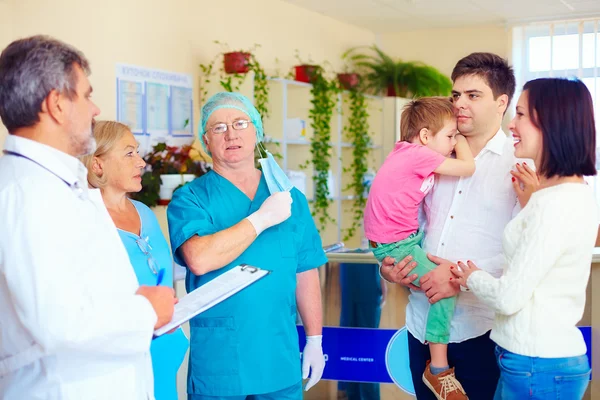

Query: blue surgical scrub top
[[118, 199, 190, 400], [167, 170, 328, 397]]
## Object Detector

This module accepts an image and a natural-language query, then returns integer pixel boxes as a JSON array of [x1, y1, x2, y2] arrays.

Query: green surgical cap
[[199, 92, 264, 155]]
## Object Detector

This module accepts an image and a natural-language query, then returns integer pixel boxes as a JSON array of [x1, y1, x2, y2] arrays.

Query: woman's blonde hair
[[81, 120, 131, 188]]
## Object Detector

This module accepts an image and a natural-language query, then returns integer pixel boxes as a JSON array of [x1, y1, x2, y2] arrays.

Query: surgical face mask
[[258, 149, 294, 194]]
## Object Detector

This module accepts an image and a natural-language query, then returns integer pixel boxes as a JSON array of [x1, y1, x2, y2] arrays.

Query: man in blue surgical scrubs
[[167, 92, 327, 400]]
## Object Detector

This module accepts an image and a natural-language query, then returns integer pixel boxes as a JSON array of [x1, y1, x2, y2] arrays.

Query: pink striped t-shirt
[[364, 141, 445, 243]]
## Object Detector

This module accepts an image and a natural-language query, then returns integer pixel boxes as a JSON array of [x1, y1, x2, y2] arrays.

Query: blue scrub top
[[167, 170, 327, 397], [118, 199, 189, 400]]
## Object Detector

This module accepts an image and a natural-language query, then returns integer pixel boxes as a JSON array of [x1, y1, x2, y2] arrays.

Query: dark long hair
[[523, 78, 596, 178]]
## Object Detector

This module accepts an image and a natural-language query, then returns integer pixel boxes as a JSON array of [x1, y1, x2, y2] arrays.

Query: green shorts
[[371, 230, 456, 344]]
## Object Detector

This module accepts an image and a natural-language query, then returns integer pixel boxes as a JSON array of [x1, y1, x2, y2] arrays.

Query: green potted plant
[[342, 45, 452, 97], [199, 41, 270, 118], [294, 63, 339, 230], [336, 58, 361, 91], [291, 50, 320, 84], [131, 143, 211, 207], [342, 84, 372, 241], [223, 51, 251, 74], [337, 72, 360, 90], [294, 65, 320, 83]]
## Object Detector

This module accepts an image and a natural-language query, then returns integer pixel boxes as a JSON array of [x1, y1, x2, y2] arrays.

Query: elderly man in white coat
[[0, 35, 176, 399]]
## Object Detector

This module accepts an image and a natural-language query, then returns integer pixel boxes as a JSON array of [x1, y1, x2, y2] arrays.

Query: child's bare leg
[[429, 343, 449, 371]]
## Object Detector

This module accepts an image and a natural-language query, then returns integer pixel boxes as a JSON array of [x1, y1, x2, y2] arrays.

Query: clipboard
[[154, 264, 270, 336]]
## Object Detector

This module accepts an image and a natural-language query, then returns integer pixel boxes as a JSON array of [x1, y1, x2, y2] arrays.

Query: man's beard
[[71, 127, 96, 156], [84, 119, 97, 155], [82, 136, 97, 155]]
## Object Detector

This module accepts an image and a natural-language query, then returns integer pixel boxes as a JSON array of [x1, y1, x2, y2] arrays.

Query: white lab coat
[[0, 135, 157, 399]]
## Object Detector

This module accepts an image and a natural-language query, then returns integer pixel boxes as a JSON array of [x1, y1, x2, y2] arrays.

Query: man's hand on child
[[421, 254, 461, 304], [450, 260, 480, 288], [380, 256, 421, 290]]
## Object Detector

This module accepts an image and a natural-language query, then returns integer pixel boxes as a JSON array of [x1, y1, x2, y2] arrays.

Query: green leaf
[[342, 90, 372, 241], [342, 45, 452, 97]]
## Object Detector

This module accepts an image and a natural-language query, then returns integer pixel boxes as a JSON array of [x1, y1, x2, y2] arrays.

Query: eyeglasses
[[206, 119, 252, 135], [136, 236, 159, 275]]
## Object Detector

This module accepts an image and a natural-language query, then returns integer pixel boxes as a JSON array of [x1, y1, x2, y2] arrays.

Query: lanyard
[[3, 149, 85, 198]]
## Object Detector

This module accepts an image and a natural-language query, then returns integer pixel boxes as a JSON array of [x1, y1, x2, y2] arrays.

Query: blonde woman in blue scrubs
[[82, 121, 189, 400]]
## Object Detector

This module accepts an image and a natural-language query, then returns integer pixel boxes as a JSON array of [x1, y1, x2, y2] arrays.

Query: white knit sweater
[[468, 183, 598, 358]]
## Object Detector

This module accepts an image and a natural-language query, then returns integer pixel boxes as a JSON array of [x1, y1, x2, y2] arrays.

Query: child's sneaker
[[422, 361, 468, 400]]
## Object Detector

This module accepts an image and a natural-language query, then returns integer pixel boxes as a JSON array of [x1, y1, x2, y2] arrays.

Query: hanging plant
[[342, 45, 452, 97], [290, 49, 316, 82], [303, 66, 338, 231], [199, 41, 276, 166], [251, 58, 270, 119], [294, 65, 320, 83], [223, 51, 251, 74], [342, 88, 372, 241], [337, 73, 360, 90], [199, 41, 270, 119]]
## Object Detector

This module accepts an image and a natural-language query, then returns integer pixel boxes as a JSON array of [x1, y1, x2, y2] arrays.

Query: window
[[512, 19, 600, 196]]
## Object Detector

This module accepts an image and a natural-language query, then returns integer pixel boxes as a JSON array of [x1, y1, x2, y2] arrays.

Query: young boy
[[364, 97, 474, 400]]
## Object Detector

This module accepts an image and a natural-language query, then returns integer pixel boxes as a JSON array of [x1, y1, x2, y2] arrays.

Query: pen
[[156, 268, 165, 286]]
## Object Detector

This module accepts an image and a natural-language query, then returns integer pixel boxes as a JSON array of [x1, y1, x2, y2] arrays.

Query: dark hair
[[0, 35, 90, 133], [400, 97, 455, 142], [451, 52, 516, 106], [523, 78, 596, 178]]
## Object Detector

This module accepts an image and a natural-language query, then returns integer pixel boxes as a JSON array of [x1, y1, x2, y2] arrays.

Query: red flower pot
[[387, 84, 398, 97], [386, 84, 408, 97], [294, 65, 319, 83], [337, 73, 360, 90], [223, 52, 251, 74]]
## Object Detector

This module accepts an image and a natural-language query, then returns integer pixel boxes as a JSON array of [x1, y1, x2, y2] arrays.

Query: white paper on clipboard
[[154, 264, 269, 336]]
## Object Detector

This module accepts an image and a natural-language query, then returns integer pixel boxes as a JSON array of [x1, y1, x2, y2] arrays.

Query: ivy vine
[[306, 67, 338, 231], [199, 42, 270, 120], [250, 58, 269, 119], [342, 89, 372, 241], [199, 42, 277, 165]]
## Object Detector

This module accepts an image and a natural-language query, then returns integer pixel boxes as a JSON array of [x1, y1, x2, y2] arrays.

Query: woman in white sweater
[[451, 77, 598, 400]]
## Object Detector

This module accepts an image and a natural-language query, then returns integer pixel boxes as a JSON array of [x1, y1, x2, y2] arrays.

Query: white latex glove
[[302, 335, 325, 391], [246, 191, 292, 235]]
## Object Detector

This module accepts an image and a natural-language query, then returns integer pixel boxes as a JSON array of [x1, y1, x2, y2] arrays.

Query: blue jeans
[[494, 346, 590, 399]]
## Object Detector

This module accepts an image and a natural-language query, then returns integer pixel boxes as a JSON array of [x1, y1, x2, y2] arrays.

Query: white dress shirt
[[0, 135, 157, 399], [468, 183, 597, 357], [406, 129, 521, 343]]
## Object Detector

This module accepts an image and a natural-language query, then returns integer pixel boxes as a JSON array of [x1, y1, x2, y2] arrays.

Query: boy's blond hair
[[400, 97, 455, 142]]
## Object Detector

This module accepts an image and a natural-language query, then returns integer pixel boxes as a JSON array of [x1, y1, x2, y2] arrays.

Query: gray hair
[[0, 35, 90, 133]]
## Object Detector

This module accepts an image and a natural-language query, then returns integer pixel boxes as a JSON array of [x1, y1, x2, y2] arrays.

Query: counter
[[328, 246, 600, 264]]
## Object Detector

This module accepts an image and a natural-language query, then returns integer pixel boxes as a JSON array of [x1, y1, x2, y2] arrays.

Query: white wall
[[378, 24, 512, 77], [0, 0, 376, 147]]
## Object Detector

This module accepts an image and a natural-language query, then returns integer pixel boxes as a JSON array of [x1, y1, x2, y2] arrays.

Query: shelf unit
[[202, 74, 390, 248]]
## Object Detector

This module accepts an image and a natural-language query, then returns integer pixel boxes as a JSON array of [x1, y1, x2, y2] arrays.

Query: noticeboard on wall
[[116, 63, 194, 154]]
